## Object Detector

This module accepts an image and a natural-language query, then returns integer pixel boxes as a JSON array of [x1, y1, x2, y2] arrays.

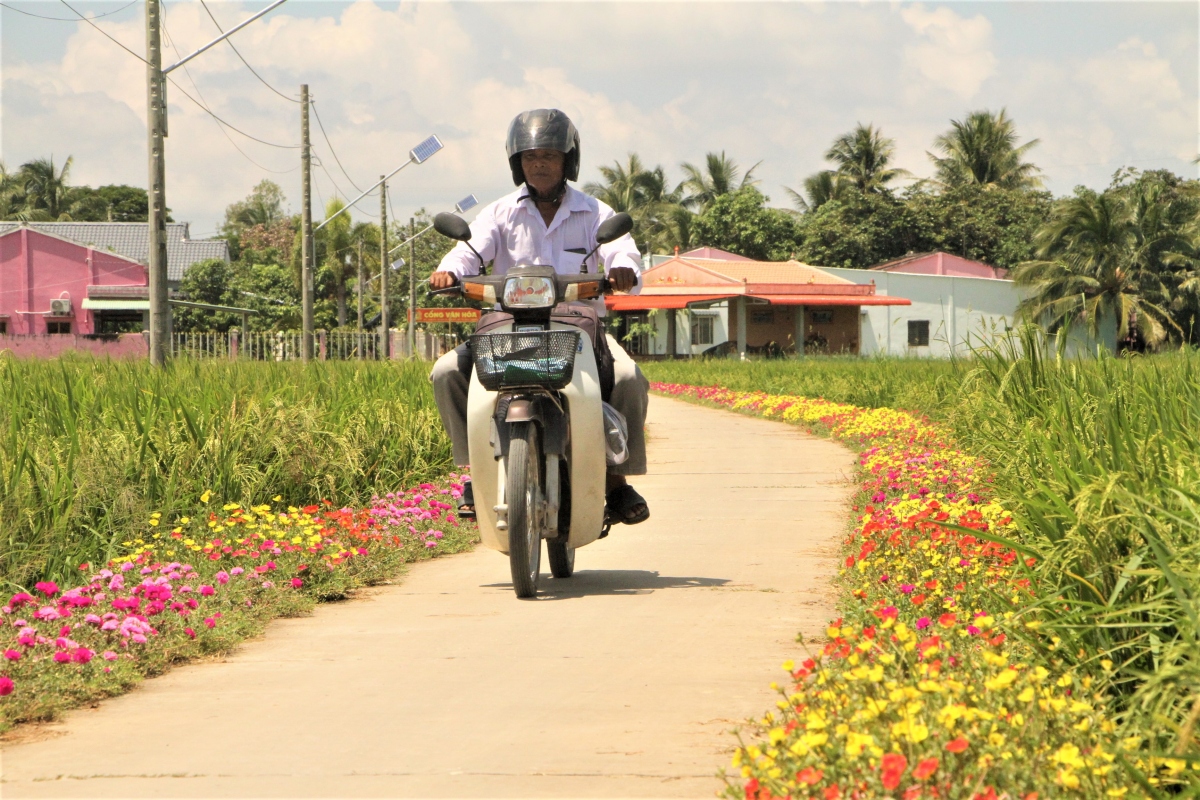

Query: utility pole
[[356, 239, 364, 330], [300, 84, 313, 362], [146, 0, 169, 365], [379, 176, 389, 359], [408, 216, 417, 358]]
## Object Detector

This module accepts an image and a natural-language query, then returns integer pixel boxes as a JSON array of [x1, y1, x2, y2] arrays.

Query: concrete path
[[1, 396, 856, 799]]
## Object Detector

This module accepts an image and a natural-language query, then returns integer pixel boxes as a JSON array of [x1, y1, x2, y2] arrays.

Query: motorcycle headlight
[[502, 276, 556, 309]]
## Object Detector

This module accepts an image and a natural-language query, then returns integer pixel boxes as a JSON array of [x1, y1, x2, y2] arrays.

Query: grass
[[0, 355, 451, 592], [646, 334, 1200, 773]]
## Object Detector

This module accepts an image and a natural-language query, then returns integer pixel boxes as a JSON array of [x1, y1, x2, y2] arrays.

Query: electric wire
[[160, 3, 298, 173], [57, 0, 299, 151], [2, 0, 135, 22], [198, 0, 299, 104], [313, 158, 376, 221], [311, 101, 364, 192]]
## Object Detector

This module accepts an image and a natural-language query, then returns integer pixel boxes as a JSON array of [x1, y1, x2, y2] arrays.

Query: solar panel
[[391, 259, 405, 270], [454, 194, 478, 213], [409, 135, 444, 164]]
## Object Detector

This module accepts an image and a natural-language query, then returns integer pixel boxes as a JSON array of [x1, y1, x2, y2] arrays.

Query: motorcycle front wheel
[[506, 422, 542, 598]]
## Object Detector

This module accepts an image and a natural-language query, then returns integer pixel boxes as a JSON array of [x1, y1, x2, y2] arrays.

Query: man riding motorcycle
[[429, 108, 651, 527]]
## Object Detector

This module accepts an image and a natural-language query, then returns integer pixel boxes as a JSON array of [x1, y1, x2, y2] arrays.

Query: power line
[[2, 0, 135, 22], [58, 0, 146, 63], [311, 100, 364, 192], [197, 0, 299, 104]]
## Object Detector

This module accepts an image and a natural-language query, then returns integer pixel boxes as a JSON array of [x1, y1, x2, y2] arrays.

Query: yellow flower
[[1058, 770, 1080, 789], [200, 490, 211, 504], [984, 669, 1019, 691], [1017, 687, 1035, 703]]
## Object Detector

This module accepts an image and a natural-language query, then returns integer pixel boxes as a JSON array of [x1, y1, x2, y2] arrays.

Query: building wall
[[0, 332, 148, 359], [801, 305, 860, 354], [0, 229, 147, 335]]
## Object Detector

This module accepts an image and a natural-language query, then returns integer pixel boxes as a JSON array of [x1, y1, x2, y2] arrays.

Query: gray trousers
[[430, 334, 649, 476]]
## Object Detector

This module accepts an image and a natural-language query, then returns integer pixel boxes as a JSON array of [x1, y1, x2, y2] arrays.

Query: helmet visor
[[506, 109, 577, 159]]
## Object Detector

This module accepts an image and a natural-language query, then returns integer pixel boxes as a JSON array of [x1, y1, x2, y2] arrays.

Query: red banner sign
[[415, 307, 481, 324]]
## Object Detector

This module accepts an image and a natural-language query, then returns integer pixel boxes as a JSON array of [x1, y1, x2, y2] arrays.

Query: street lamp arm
[[315, 159, 412, 231], [163, 0, 288, 75]]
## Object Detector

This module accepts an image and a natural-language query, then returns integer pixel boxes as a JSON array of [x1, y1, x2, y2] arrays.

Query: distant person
[[429, 108, 650, 527]]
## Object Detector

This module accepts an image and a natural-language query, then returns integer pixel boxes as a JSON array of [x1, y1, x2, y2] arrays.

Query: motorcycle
[[430, 211, 635, 599]]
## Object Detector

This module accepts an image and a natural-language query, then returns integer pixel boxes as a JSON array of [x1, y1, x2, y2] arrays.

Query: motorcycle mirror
[[596, 213, 633, 245], [433, 212, 472, 242]]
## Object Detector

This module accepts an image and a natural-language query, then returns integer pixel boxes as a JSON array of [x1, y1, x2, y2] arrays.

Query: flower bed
[[652, 384, 1145, 799], [0, 476, 474, 733]]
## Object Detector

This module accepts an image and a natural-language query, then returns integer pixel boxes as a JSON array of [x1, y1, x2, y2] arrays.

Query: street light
[[313, 135, 444, 232]]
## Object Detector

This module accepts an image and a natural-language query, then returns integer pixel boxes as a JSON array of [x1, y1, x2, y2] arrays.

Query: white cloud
[[900, 5, 997, 99]]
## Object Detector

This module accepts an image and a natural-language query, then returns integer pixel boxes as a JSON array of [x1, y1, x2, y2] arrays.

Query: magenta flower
[[34, 581, 59, 597], [73, 648, 94, 664], [899, 584, 915, 594], [215, 572, 230, 585], [53, 651, 71, 663], [9, 592, 33, 608], [3, 649, 21, 661], [290, 578, 303, 589], [185, 627, 196, 640], [0, 676, 13, 696], [916, 617, 932, 629]]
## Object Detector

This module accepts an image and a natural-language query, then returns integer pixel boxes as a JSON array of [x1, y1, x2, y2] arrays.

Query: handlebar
[[426, 276, 615, 302]]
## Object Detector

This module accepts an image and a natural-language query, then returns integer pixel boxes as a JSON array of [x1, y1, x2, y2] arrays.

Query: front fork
[[493, 425, 562, 539]]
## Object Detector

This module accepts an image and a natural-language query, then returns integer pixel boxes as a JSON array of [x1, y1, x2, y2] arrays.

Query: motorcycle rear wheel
[[507, 422, 542, 598], [547, 540, 575, 578]]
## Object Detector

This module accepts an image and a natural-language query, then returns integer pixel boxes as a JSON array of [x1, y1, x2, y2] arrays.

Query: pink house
[[869, 251, 1007, 280], [0, 226, 149, 336]]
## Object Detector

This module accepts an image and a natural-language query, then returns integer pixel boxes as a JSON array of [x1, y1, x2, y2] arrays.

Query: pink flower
[[230, 567, 245, 576], [9, 592, 33, 608], [85, 613, 102, 625], [185, 627, 196, 640], [215, 571, 230, 585], [290, 578, 303, 589], [3, 649, 21, 661], [35, 606, 60, 621], [199, 585, 215, 596], [261, 581, 274, 589], [916, 617, 932, 629], [73, 647, 94, 664], [34, 581, 59, 596], [0, 676, 13, 696], [102, 651, 117, 661], [53, 651, 71, 663]]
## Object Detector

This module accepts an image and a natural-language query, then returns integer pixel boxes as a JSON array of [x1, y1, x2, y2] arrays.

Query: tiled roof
[[679, 258, 853, 286], [0, 222, 229, 282], [678, 246, 754, 261]]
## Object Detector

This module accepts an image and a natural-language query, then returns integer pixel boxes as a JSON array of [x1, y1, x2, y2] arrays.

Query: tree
[[174, 258, 239, 332], [18, 156, 73, 220], [929, 109, 1042, 190], [221, 180, 286, 240], [679, 151, 760, 211], [584, 153, 689, 254], [786, 170, 850, 213], [1012, 186, 1180, 347], [65, 185, 157, 222], [691, 187, 799, 261], [822, 123, 910, 193]]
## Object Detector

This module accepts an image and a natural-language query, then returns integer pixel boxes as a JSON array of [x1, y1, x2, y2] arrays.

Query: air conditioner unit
[[50, 298, 72, 316]]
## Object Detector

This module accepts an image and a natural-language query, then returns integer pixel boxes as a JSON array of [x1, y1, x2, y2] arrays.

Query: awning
[[606, 294, 737, 311], [750, 294, 912, 307], [82, 299, 150, 311]]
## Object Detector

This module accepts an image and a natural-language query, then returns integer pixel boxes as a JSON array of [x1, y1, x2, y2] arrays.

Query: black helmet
[[506, 108, 580, 186]]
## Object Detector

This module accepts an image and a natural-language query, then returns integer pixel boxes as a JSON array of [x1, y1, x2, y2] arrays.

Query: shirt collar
[[517, 184, 590, 213]]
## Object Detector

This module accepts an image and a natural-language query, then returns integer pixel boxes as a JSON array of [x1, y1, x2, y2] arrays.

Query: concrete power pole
[[379, 176, 389, 359], [300, 84, 314, 362], [356, 239, 364, 330], [408, 217, 416, 358], [146, 0, 169, 365]]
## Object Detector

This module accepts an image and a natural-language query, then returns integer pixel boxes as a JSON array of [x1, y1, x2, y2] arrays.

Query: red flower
[[910, 593, 926, 606], [880, 752, 907, 790], [973, 788, 998, 800], [823, 785, 841, 800], [797, 766, 823, 785], [938, 613, 957, 628], [913, 757, 939, 780], [945, 736, 970, 753]]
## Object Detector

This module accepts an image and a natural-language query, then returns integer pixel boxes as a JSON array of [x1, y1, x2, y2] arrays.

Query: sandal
[[456, 480, 476, 520], [605, 483, 650, 526]]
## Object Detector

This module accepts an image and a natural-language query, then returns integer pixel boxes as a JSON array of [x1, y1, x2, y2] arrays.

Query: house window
[[750, 310, 775, 324], [0, 321, 6, 335], [908, 320, 930, 347], [811, 310, 834, 325], [691, 314, 715, 346], [622, 313, 651, 356], [47, 321, 72, 335]]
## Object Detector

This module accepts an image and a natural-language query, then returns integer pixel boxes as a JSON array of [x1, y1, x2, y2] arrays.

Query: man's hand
[[608, 267, 638, 293], [429, 271, 458, 290]]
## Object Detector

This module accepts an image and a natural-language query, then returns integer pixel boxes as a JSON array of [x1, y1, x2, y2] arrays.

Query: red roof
[[606, 294, 737, 311], [752, 294, 911, 307]]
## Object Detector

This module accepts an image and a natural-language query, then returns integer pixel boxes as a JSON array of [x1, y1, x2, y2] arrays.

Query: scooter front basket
[[470, 330, 580, 391]]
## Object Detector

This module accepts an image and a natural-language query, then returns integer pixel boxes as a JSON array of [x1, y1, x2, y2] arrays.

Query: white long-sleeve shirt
[[436, 185, 643, 313]]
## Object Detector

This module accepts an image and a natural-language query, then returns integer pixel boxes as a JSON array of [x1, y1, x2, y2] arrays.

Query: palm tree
[[785, 170, 850, 213], [19, 156, 73, 220], [1012, 187, 1181, 347], [348, 221, 379, 330], [585, 153, 689, 254], [678, 151, 760, 211], [929, 109, 1042, 190], [319, 198, 353, 327], [823, 124, 909, 193]]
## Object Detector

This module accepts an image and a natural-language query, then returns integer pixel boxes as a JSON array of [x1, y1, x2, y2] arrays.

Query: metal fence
[[169, 330, 444, 361]]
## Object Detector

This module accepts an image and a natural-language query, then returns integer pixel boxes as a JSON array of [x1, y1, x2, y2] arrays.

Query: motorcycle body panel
[[466, 319, 606, 555]]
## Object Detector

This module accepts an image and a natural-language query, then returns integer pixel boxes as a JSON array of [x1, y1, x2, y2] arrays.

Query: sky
[[2, 0, 1198, 239]]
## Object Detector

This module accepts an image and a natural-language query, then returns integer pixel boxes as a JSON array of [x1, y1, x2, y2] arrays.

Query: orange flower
[[881, 752, 908, 790], [823, 786, 841, 800], [938, 613, 957, 628], [913, 757, 939, 780], [945, 736, 970, 753], [797, 767, 824, 786]]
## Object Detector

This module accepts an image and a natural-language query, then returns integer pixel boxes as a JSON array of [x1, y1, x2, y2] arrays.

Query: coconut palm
[[318, 198, 354, 327], [1013, 187, 1180, 347], [678, 151, 760, 211], [823, 124, 909, 193], [585, 153, 689, 254], [19, 156, 73, 220], [929, 109, 1042, 190], [785, 170, 850, 213]]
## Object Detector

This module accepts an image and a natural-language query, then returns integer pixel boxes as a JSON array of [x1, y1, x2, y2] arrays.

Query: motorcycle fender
[[552, 321, 606, 550], [468, 354, 508, 554]]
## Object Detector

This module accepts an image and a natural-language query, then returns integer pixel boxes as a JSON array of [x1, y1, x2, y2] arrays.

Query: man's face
[[521, 149, 565, 196]]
